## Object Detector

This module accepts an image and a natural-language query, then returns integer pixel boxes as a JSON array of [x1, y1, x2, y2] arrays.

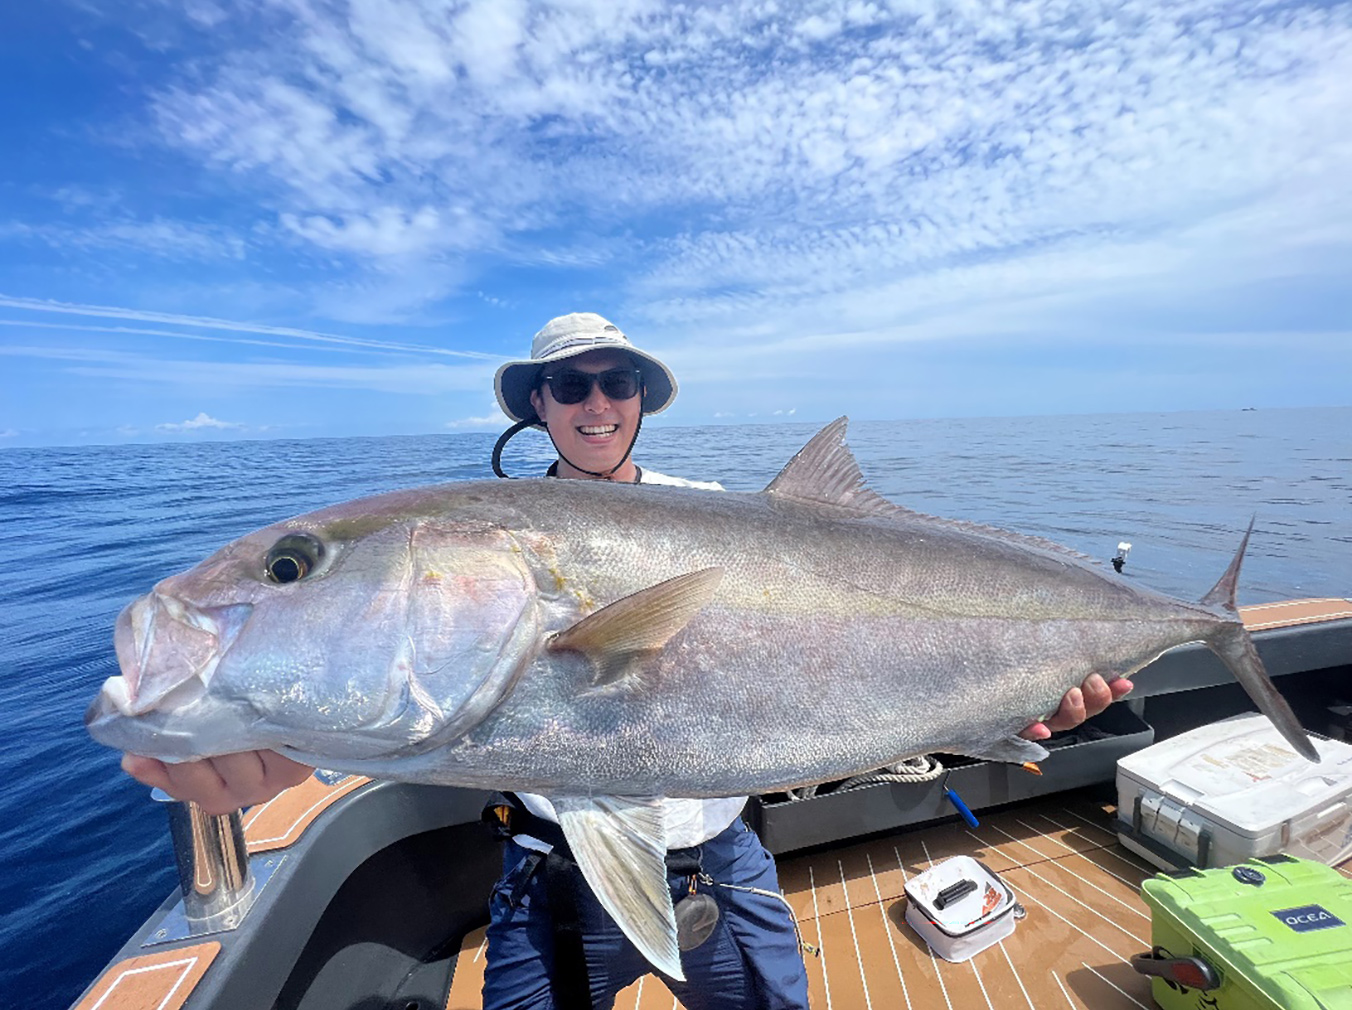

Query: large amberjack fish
[[86, 418, 1317, 979]]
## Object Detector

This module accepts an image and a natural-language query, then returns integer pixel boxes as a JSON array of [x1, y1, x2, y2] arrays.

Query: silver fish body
[[86, 418, 1316, 979]]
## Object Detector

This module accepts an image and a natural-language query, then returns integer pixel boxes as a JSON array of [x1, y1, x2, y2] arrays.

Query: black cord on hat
[[491, 412, 643, 481], [490, 416, 539, 479]]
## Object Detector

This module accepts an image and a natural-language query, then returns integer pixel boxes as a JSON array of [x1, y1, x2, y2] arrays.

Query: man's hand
[[1019, 674, 1133, 741], [121, 750, 315, 816]]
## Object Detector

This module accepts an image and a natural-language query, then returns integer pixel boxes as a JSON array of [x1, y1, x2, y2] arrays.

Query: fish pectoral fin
[[554, 795, 684, 981], [548, 568, 723, 688], [950, 735, 1050, 765]]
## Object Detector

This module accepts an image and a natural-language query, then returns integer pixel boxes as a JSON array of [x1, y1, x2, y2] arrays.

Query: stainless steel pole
[[156, 791, 255, 923]]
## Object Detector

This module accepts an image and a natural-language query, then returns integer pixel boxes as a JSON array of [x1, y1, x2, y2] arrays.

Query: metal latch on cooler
[[1135, 792, 1214, 866]]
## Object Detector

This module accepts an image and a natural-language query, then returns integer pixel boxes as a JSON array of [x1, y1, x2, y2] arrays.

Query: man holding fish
[[120, 311, 1132, 1009]]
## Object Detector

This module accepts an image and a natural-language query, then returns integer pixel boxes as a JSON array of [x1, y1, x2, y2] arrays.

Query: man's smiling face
[[530, 349, 643, 480]]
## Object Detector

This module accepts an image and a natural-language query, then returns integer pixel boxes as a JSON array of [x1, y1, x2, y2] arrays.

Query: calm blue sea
[[2, 408, 1349, 1006]]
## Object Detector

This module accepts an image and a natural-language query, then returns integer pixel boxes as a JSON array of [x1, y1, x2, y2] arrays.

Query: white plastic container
[[903, 855, 1018, 962], [1116, 713, 1352, 870]]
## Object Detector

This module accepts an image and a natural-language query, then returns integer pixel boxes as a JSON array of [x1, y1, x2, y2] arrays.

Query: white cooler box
[[1115, 713, 1352, 870]]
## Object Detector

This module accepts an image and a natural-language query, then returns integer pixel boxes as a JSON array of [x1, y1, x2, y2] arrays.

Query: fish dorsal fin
[[554, 795, 684, 980], [767, 418, 1096, 564], [764, 417, 901, 517], [548, 568, 724, 687]]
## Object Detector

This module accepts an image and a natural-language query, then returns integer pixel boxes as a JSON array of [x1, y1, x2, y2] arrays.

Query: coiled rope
[[785, 754, 945, 801]]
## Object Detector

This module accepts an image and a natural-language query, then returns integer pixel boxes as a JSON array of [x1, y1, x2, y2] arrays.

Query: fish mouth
[[100, 592, 253, 719]]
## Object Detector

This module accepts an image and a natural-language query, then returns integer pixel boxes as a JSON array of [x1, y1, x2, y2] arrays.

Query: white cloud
[[445, 406, 508, 428], [48, 185, 125, 214], [156, 411, 244, 432], [0, 428, 17, 438], [62, 0, 1352, 341], [145, 6, 1348, 240], [183, 0, 228, 30], [280, 205, 482, 257], [0, 218, 246, 261]]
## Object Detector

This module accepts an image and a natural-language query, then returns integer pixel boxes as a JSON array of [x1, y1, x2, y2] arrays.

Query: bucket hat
[[494, 312, 678, 425]]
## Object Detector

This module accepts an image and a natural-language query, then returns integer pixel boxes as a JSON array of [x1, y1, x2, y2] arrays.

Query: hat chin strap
[[490, 417, 538, 479], [547, 413, 643, 479], [491, 413, 643, 481]]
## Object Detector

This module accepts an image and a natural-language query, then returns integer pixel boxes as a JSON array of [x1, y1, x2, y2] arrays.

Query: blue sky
[[1, 0, 1349, 448]]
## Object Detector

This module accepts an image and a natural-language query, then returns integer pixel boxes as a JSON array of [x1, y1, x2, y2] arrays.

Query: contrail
[[0, 294, 497, 359]]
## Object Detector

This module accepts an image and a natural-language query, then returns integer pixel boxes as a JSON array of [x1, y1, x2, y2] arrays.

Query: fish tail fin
[[1200, 519, 1319, 763], [1206, 623, 1318, 762]]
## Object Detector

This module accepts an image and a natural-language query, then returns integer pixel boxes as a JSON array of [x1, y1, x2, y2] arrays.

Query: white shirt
[[516, 465, 746, 852], [636, 467, 724, 492]]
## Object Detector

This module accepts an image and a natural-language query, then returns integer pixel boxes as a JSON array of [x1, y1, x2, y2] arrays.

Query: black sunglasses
[[540, 367, 643, 405]]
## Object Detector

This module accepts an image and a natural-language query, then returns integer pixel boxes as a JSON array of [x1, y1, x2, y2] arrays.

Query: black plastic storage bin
[[747, 704, 1154, 854]]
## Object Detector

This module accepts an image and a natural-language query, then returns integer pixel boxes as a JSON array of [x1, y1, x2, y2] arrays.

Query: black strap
[[481, 791, 571, 851], [508, 851, 545, 907], [544, 849, 594, 1010], [482, 794, 594, 1007], [491, 417, 540, 479], [543, 404, 644, 479], [493, 416, 646, 483], [664, 849, 701, 878], [546, 461, 644, 484], [480, 793, 713, 1006]]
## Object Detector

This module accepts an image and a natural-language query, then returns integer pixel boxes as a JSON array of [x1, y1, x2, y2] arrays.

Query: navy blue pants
[[481, 819, 809, 1010]]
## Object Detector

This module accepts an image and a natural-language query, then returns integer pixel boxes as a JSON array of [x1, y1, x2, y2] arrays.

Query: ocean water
[[2, 407, 1349, 1006]]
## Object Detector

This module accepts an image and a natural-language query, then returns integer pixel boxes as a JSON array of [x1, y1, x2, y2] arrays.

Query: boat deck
[[445, 793, 1352, 1010]]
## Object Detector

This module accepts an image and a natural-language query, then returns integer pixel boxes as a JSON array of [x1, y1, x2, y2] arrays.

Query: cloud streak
[[0, 218, 247, 261], [0, 341, 496, 395], [0, 294, 496, 358]]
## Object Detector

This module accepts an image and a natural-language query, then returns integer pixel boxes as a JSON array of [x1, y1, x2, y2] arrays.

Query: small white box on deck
[[1116, 713, 1352, 870], [902, 855, 1018, 963]]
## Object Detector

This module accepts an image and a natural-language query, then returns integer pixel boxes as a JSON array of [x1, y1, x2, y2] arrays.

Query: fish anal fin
[[949, 735, 1050, 766], [548, 568, 723, 687], [554, 795, 684, 981]]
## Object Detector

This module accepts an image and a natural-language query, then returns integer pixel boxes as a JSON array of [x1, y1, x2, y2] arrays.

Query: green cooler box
[[1133, 854, 1352, 1010]]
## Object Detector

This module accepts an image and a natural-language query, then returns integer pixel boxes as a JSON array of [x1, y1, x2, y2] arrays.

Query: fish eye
[[265, 533, 324, 584]]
